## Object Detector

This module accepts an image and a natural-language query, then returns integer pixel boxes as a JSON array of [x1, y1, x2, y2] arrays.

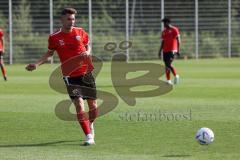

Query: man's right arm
[[158, 40, 164, 59], [1, 37, 4, 53], [176, 36, 181, 56], [25, 50, 54, 71]]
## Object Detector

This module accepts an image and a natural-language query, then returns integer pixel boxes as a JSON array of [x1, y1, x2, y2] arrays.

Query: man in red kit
[[158, 17, 180, 85], [26, 8, 97, 146], [0, 28, 7, 81]]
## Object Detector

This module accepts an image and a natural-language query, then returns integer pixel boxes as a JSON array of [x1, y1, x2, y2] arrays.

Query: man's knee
[[73, 97, 84, 109], [87, 99, 97, 108], [165, 62, 172, 69]]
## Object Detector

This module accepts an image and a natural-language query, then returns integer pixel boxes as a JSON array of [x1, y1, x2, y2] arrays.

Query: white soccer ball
[[195, 127, 214, 145]]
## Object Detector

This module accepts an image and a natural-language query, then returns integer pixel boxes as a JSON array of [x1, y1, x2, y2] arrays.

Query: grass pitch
[[0, 58, 240, 160]]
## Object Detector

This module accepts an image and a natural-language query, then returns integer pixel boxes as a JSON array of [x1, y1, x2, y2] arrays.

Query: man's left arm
[[176, 35, 181, 57], [0, 36, 4, 54], [175, 26, 181, 57], [84, 45, 91, 56], [82, 29, 91, 56], [2, 36, 4, 53]]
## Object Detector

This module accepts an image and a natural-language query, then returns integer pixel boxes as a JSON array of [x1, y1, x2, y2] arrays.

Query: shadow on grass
[[0, 140, 85, 148], [162, 154, 191, 158]]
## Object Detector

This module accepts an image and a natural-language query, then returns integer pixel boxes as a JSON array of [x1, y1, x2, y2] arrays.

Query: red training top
[[161, 26, 180, 53], [48, 27, 94, 77]]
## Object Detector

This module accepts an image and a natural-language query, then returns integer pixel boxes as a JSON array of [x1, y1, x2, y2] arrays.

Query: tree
[[0, 11, 8, 31], [13, 0, 32, 36]]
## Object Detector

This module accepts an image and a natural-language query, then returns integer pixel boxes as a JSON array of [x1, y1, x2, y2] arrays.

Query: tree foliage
[[13, 0, 33, 36], [0, 0, 240, 62]]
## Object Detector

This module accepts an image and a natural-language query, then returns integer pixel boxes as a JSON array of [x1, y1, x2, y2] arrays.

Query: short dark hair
[[61, 8, 77, 15], [161, 17, 171, 23]]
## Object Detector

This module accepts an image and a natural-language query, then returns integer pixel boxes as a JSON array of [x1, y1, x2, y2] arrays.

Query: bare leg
[[0, 58, 7, 81], [87, 99, 98, 123]]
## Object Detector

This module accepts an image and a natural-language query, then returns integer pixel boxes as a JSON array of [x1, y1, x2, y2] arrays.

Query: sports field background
[[1, 0, 240, 63], [0, 58, 239, 160]]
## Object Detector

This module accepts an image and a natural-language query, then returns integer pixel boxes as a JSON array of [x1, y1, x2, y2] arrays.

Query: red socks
[[166, 66, 177, 80], [170, 66, 177, 76], [166, 69, 171, 80], [77, 111, 91, 135]]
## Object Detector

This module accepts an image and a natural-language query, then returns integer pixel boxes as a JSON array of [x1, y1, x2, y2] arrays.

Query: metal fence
[[0, 0, 239, 64]]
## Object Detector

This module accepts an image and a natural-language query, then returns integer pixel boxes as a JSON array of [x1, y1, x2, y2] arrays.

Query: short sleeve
[[173, 27, 180, 38], [82, 30, 89, 46], [48, 35, 56, 51]]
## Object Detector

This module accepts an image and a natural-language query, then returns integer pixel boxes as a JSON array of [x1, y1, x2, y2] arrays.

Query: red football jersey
[[48, 27, 94, 77], [161, 26, 180, 53], [0, 29, 4, 52]]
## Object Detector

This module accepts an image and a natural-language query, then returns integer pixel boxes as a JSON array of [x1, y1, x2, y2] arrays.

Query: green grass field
[[0, 58, 240, 160]]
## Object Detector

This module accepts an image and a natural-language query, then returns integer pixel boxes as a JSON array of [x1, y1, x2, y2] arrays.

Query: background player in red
[[0, 28, 7, 81], [26, 8, 97, 146], [158, 17, 180, 85]]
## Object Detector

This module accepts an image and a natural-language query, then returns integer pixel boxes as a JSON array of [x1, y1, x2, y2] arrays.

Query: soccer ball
[[195, 127, 214, 145]]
